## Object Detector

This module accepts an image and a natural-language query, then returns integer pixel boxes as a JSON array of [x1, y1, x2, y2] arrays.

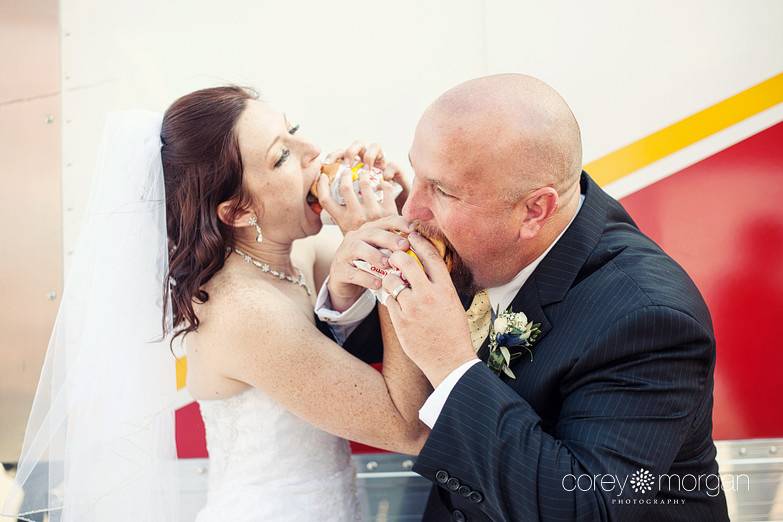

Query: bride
[[7, 86, 430, 522]]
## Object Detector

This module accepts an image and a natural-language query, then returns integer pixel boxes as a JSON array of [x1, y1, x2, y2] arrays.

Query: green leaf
[[502, 366, 516, 379], [500, 346, 511, 365], [488, 349, 504, 367], [487, 358, 503, 375]]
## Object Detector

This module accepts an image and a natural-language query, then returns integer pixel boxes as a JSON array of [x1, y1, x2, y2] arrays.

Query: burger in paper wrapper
[[351, 226, 454, 304], [306, 162, 402, 219], [398, 228, 453, 273], [306, 163, 341, 215]]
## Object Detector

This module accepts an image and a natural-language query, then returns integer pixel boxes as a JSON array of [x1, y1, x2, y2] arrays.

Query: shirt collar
[[487, 194, 585, 313]]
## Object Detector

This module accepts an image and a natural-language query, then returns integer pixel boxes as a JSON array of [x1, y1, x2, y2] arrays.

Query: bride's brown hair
[[161, 86, 258, 343]]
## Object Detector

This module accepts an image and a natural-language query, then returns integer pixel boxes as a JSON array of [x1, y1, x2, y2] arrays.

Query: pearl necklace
[[231, 247, 312, 296]]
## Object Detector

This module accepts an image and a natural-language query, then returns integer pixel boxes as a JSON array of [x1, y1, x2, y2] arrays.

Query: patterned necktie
[[466, 290, 492, 352]]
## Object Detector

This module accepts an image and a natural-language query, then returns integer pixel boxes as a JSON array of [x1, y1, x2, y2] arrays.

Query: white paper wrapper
[[320, 163, 403, 225], [351, 259, 409, 305]]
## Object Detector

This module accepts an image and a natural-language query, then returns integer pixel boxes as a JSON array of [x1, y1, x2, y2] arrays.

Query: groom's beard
[[413, 223, 477, 297], [448, 249, 478, 297]]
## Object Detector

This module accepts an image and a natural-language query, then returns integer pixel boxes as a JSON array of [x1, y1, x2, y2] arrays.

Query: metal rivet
[[65, 75, 70, 80], [401, 459, 413, 470], [365, 461, 378, 471], [195, 466, 207, 475], [45, 115, 55, 124], [46, 291, 57, 301], [67, 250, 74, 256], [771, 446, 778, 455], [66, 162, 72, 167], [64, 31, 71, 37], [739, 447, 747, 456], [66, 207, 74, 212]]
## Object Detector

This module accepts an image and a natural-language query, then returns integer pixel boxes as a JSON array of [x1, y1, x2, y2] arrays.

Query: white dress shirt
[[314, 279, 377, 345], [315, 195, 585, 428]]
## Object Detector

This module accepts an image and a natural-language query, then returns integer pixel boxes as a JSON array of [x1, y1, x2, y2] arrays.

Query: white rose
[[493, 317, 509, 333], [516, 312, 528, 326]]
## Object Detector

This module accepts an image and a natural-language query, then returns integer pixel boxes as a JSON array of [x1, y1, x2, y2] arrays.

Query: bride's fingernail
[[398, 239, 408, 248]]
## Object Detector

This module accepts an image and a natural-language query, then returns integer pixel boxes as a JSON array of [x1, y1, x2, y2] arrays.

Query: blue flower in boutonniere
[[486, 308, 542, 379]]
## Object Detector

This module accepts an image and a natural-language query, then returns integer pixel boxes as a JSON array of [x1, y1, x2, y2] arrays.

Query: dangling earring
[[249, 216, 263, 243]]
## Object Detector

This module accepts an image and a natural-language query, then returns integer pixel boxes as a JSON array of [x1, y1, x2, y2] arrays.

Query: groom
[[316, 74, 730, 521]]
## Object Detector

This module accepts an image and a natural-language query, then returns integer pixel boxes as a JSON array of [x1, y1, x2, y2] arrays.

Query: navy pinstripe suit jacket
[[340, 172, 730, 521]]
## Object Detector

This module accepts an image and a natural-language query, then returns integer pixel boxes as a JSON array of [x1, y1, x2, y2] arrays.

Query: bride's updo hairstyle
[[161, 86, 258, 342]]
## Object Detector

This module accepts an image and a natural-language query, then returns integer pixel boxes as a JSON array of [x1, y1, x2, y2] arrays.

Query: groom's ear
[[217, 199, 260, 228], [518, 187, 558, 240]]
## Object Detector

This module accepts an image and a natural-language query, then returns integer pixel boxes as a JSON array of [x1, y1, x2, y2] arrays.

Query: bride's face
[[235, 100, 323, 241]]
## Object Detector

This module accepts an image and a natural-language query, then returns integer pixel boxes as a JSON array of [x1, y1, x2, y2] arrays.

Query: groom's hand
[[327, 215, 412, 312], [381, 232, 476, 387]]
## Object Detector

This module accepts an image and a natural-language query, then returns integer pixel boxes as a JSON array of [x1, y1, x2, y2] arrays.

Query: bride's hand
[[317, 141, 401, 234], [327, 215, 412, 312], [381, 161, 410, 214], [326, 140, 385, 171], [331, 141, 411, 213]]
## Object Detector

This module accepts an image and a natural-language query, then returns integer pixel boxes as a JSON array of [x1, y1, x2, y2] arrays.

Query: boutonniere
[[486, 308, 542, 379]]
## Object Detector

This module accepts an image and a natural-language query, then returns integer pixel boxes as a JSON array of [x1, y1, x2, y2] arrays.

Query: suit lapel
[[490, 172, 609, 373], [532, 172, 608, 306], [475, 329, 494, 362], [474, 172, 611, 372]]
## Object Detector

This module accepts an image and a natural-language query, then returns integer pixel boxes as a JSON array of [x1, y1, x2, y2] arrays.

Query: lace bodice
[[194, 387, 361, 521]]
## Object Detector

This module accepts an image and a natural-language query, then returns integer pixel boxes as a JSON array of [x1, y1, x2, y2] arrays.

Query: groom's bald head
[[417, 73, 582, 200], [404, 74, 584, 289]]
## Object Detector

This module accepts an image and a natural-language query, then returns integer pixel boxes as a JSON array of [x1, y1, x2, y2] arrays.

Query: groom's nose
[[402, 177, 434, 222]]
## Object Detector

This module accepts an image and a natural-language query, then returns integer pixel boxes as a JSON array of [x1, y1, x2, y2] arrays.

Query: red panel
[[176, 402, 208, 458], [620, 121, 783, 440], [350, 441, 385, 454]]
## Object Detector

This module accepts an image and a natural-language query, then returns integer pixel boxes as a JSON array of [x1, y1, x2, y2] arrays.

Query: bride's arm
[[378, 302, 432, 438], [218, 287, 429, 454]]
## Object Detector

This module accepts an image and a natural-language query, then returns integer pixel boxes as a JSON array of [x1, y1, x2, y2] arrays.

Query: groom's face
[[404, 119, 530, 290]]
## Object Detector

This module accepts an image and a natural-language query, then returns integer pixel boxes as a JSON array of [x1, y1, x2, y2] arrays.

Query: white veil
[[2, 111, 181, 521]]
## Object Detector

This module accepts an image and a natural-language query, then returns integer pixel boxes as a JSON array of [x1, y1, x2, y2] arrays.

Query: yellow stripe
[[176, 356, 187, 390], [586, 72, 783, 186]]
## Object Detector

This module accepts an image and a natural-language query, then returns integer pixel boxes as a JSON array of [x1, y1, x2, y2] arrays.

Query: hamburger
[[350, 227, 454, 287], [397, 227, 454, 273], [308, 162, 402, 216], [306, 163, 342, 214]]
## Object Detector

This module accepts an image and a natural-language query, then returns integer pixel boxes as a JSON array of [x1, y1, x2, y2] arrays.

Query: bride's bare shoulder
[[201, 267, 283, 318], [189, 266, 307, 381], [199, 264, 309, 341]]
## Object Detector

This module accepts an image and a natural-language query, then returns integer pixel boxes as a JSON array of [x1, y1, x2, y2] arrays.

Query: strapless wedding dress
[[194, 387, 361, 521]]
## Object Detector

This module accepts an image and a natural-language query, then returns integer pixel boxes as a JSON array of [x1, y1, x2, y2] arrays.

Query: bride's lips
[[305, 170, 322, 214]]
